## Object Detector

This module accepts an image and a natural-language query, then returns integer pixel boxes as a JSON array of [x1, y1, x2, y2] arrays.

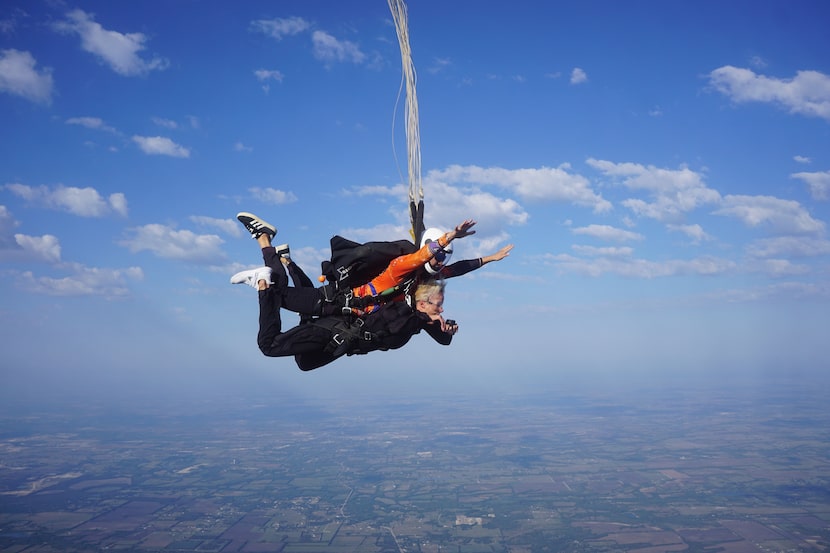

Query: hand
[[440, 317, 459, 335], [451, 219, 477, 240], [485, 244, 514, 263]]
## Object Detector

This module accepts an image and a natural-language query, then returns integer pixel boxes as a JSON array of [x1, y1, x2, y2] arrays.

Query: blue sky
[[1, 1, 829, 401]]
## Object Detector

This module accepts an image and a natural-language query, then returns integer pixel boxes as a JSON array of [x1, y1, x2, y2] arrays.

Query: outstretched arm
[[356, 218, 478, 296], [481, 244, 513, 265], [446, 219, 477, 242], [442, 244, 514, 279]]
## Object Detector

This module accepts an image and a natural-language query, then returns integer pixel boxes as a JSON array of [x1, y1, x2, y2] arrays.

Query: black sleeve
[[441, 258, 483, 279], [422, 320, 453, 345]]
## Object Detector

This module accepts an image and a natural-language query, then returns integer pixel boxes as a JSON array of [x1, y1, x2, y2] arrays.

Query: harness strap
[[310, 317, 378, 357]]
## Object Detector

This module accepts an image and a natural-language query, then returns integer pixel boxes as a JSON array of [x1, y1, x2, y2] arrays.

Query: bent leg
[[286, 261, 316, 324], [287, 261, 314, 288], [262, 246, 288, 288], [260, 319, 333, 361], [261, 246, 344, 319], [294, 351, 338, 371], [257, 286, 284, 354]]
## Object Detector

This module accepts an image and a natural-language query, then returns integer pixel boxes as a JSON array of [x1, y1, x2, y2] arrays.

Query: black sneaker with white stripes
[[237, 212, 277, 240], [275, 243, 290, 260]]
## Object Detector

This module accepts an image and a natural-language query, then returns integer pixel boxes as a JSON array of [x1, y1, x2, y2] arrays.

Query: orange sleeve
[[353, 233, 450, 298]]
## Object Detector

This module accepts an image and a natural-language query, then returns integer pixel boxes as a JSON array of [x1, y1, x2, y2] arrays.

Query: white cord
[[388, 0, 424, 208]]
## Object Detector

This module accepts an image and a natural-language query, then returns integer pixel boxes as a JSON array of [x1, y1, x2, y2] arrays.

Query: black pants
[[284, 257, 314, 288], [256, 247, 338, 371]]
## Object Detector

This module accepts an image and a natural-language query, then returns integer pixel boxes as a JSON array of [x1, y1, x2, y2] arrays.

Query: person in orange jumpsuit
[[232, 212, 476, 317], [347, 220, 477, 313]]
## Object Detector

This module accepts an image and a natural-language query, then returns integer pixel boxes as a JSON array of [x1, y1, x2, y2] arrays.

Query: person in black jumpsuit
[[250, 243, 457, 371]]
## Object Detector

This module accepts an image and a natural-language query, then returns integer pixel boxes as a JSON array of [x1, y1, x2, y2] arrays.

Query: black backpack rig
[[319, 235, 420, 312]]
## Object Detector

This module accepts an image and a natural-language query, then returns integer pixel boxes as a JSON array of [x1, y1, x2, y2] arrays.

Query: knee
[[295, 359, 317, 371], [295, 355, 328, 371]]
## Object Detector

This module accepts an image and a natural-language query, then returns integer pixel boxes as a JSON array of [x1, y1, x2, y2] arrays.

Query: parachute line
[[388, 0, 424, 239]]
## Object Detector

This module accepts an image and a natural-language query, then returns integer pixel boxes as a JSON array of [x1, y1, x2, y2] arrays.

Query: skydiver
[[231, 223, 457, 370], [234, 212, 475, 316]]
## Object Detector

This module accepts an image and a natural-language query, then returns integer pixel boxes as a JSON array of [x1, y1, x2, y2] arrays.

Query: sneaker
[[275, 243, 290, 260], [230, 267, 273, 289], [237, 212, 276, 240]]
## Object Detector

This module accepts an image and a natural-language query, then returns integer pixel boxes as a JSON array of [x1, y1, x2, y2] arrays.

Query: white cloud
[[0, 207, 63, 263], [14, 234, 61, 263], [251, 18, 374, 69], [708, 281, 830, 303], [337, 222, 411, 244], [749, 56, 768, 70], [233, 142, 253, 153], [119, 224, 226, 264], [791, 170, 830, 200], [351, 184, 408, 198], [464, 231, 513, 259], [5, 183, 128, 217], [152, 116, 178, 129], [132, 135, 190, 158], [52, 9, 168, 76], [544, 252, 736, 278], [708, 65, 830, 122], [108, 193, 128, 216], [428, 57, 452, 75], [65, 116, 118, 133], [713, 194, 825, 234], [254, 69, 284, 83], [0, 205, 19, 240], [311, 30, 366, 65], [189, 215, 243, 238], [18, 263, 143, 297], [0, 10, 23, 35], [572, 224, 644, 242], [250, 17, 310, 40], [571, 245, 634, 257], [746, 258, 809, 277], [0, 49, 53, 104], [793, 155, 811, 164], [345, 179, 527, 245], [746, 236, 830, 258], [429, 164, 611, 214], [667, 223, 711, 244], [254, 69, 284, 93], [570, 67, 588, 85], [249, 187, 298, 205], [420, 179, 528, 234], [588, 159, 721, 222]]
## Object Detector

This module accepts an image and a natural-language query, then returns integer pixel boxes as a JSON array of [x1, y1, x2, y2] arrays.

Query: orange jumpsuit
[[351, 231, 451, 313]]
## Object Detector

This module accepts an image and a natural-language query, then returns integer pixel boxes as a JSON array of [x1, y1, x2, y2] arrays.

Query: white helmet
[[420, 227, 452, 274]]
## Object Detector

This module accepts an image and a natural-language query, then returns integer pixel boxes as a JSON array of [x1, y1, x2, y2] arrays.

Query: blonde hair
[[414, 278, 445, 303]]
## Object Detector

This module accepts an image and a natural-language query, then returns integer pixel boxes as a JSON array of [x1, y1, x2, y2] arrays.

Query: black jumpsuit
[[256, 246, 452, 371]]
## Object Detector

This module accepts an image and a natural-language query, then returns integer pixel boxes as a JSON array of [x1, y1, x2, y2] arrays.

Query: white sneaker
[[230, 267, 273, 288]]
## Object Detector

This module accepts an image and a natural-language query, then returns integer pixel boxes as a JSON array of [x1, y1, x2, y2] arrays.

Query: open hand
[[452, 219, 477, 239], [488, 244, 514, 262]]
